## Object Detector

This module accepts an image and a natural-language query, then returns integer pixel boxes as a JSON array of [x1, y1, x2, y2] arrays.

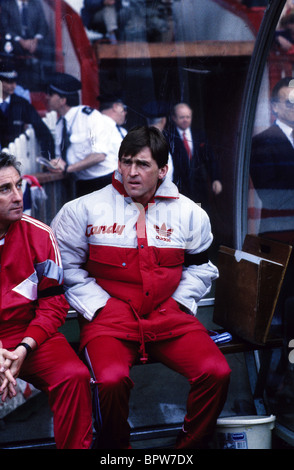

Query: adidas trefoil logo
[[154, 223, 173, 242]]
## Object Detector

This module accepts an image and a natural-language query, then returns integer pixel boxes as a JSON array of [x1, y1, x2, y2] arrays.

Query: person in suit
[[250, 76, 294, 241], [250, 76, 294, 403], [0, 62, 55, 158], [167, 102, 222, 211], [0, 0, 54, 90]]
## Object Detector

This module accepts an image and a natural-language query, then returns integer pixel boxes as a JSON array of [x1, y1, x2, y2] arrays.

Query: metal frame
[[234, 0, 294, 447], [234, 0, 286, 249]]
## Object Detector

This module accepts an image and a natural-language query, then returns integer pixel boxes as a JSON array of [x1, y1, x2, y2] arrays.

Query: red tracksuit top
[[0, 214, 69, 349]]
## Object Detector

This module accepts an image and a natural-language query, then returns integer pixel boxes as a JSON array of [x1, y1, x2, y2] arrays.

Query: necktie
[[182, 131, 192, 160], [21, 2, 29, 39], [116, 124, 124, 138], [61, 117, 70, 161]]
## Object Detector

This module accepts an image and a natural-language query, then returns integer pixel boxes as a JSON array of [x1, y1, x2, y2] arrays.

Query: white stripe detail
[[12, 260, 63, 300], [21, 215, 62, 266], [12, 277, 38, 301]]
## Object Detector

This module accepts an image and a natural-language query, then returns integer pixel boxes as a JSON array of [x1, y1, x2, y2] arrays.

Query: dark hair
[[64, 92, 79, 107], [99, 101, 115, 112], [118, 126, 169, 168], [0, 152, 21, 175], [271, 77, 294, 102]]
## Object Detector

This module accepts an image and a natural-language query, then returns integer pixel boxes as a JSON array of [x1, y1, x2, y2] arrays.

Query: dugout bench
[[0, 235, 291, 449]]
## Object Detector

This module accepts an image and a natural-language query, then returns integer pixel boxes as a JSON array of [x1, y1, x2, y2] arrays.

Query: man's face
[[47, 92, 65, 113], [1, 80, 16, 99], [0, 166, 23, 234], [113, 102, 127, 126], [272, 86, 294, 127], [118, 147, 167, 206], [172, 104, 192, 131]]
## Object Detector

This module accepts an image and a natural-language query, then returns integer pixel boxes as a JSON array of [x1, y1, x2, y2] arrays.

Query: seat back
[[213, 235, 292, 344]]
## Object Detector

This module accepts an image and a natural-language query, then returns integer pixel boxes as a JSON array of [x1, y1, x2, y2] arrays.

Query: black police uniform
[[0, 93, 55, 158]]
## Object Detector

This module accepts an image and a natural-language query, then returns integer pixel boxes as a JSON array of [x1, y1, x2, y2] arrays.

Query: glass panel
[[248, 0, 294, 434], [0, 0, 269, 448], [95, 0, 262, 255]]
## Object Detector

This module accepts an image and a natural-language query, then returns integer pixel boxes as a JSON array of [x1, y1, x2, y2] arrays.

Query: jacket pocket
[[89, 244, 128, 268], [153, 247, 184, 267]]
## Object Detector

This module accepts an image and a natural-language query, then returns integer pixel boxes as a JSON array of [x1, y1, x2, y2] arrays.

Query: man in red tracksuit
[[52, 126, 231, 449], [0, 152, 93, 449]]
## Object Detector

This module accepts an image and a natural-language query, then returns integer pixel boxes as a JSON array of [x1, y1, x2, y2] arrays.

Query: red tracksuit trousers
[[85, 329, 231, 449], [19, 333, 93, 449]]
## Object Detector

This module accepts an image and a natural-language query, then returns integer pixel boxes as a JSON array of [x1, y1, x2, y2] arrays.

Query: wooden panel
[[94, 41, 255, 60], [213, 235, 292, 345], [33, 172, 64, 184]]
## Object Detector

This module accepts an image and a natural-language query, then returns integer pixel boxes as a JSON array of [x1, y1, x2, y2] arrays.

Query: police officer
[[47, 73, 112, 197], [0, 61, 55, 158]]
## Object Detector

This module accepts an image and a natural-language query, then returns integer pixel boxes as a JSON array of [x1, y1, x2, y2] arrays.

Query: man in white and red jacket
[[52, 126, 231, 449], [0, 153, 93, 449]]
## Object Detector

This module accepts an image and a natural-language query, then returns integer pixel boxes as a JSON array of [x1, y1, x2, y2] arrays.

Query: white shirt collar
[[276, 119, 294, 144], [177, 127, 191, 138], [0, 95, 11, 105]]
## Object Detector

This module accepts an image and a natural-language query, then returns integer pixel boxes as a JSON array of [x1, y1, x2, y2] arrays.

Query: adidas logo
[[154, 223, 173, 242]]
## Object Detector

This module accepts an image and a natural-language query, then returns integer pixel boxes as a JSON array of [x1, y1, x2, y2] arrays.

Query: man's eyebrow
[[121, 156, 150, 164], [0, 177, 22, 189]]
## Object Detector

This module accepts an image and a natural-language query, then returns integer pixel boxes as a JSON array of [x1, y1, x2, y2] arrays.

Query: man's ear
[[271, 101, 279, 116], [117, 159, 122, 174], [158, 164, 168, 180]]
